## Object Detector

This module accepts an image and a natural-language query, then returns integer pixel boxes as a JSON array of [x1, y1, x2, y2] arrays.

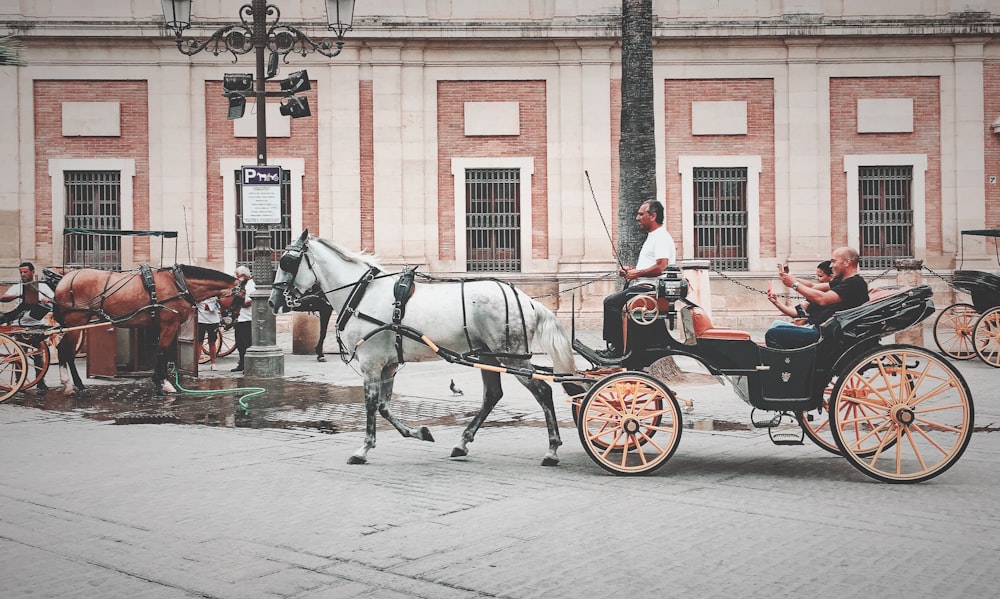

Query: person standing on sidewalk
[[197, 296, 221, 371], [231, 265, 255, 372]]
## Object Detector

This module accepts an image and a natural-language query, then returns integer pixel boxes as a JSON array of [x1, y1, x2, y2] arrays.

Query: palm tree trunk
[[617, 0, 655, 274]]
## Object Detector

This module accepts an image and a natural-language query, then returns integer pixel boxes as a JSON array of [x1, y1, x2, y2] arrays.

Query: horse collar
[[335, 266, 382, 333], [171, 267, 197, 305]]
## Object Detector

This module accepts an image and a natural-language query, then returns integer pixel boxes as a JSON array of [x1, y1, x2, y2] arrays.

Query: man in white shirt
[[1, 261, 55, 390], [600, 200, 677, 358]]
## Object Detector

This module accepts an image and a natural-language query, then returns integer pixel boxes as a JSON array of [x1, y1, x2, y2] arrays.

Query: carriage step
[[768, 427, 805, 446]]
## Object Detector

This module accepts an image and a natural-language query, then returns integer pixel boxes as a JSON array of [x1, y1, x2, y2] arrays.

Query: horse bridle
[[274, 236, 312, 309]]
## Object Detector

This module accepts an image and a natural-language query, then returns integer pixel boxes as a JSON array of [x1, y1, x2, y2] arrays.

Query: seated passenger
[[765, 247, 868, 349], [767, 260, 833, 323]]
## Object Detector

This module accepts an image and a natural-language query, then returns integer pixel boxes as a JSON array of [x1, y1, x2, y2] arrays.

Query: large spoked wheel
[[577, 371, 682, 476], [830, 345, 973, 483], [0, 333, 29, 402], [973, 307, 1000, 368], [933, 303, 979, 360], [199, 326, 236, 364]]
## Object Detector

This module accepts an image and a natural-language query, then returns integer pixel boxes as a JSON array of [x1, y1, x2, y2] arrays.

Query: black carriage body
[[952, 270, 1000, 313], [618, 283, 935, 412]]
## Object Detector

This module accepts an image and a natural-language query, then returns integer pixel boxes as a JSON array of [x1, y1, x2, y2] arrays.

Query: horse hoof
[[450, 447, 467, 458], [347, 455, 367, 465], [63, 386, 76, 396], [541, 456, 560, 467], [419, 426, 435, 442], [317, 355, 327, 362]]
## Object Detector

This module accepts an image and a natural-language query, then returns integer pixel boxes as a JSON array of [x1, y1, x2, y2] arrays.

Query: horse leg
[[451, 369, 503, 459], [315, 304, 331, 362], [516, 375, 562, 467], [154, 323, 178, 395], [375, 364, 434, 441], [347, 365, 434, 465], [56, 332, 87, 396]]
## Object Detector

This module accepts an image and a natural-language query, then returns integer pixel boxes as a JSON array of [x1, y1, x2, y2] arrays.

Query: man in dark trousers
[[599, 200, 676, 358]]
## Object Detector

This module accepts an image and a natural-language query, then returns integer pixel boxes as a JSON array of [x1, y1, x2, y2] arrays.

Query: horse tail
[[529, 301, 576, 376]]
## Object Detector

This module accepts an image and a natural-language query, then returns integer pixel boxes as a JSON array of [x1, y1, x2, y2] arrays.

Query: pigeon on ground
[[450, 379, 464, 396]]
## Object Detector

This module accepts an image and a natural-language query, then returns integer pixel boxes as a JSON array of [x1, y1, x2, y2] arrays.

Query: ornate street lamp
[[161, 0, 355, 376]]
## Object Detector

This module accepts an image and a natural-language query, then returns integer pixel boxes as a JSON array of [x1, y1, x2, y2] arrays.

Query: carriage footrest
[[768, 427, 805, 446], [750, 409, 782, 428]]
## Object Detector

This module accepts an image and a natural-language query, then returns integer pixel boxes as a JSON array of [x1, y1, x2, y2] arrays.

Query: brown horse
[[52, 264, 240, 396]]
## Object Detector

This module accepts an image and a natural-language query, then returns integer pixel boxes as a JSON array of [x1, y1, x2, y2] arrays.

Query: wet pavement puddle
[[6, 377, 755, 434]]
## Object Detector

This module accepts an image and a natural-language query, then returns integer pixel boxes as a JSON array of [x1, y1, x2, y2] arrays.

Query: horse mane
[[313, 237, 383, 271], [176, 264, 236, 283]]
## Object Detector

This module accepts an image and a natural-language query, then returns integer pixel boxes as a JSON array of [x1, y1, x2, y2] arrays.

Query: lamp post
[[161, 0, 355, 376]]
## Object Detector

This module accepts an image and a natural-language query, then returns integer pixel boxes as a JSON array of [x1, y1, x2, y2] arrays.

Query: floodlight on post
[[160, 0, 357, 378], [280, 70, 311, 94], [279, 96, 311, 118]]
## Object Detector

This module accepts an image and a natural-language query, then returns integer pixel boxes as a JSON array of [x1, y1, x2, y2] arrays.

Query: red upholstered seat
[[689, 307, 752, 341]]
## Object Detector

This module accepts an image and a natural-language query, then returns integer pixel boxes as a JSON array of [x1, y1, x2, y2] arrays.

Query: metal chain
[[530, 272, 617, 300], [713, 264, 895, 298], [922, 264, 963, 293]]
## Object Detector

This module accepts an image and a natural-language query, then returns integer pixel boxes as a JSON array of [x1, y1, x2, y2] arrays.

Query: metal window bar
[[64, 171, 122, 270], [692, 167, 748, 271], [859, 166, 913, 270], [465, 168, 521, 272], [235, 169, 293, 272]]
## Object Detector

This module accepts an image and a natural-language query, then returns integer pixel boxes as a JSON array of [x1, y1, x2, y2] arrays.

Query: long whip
[[584, 170, 623, 272]]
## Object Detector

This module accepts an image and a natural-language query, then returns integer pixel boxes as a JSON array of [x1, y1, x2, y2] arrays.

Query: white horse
[[269, 230, 584, 466]]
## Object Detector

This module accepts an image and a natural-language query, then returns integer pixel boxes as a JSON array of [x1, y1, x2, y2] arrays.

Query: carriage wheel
[[199, 326, 236, 364], [0, 333, 29, 402], [577, 372, 682, 476], [972, 307, 1000, 368], [13, 335, 52, 390], [933, 303, 979, 360], [830, 345, 973, 483]]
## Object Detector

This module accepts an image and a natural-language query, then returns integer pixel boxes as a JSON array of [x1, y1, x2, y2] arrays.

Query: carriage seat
[[682, 306, 752, 341]]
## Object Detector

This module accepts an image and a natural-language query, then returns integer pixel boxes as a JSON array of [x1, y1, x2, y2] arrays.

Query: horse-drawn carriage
[[270, 231, 974, 484], [931, 229, 1000, 366]]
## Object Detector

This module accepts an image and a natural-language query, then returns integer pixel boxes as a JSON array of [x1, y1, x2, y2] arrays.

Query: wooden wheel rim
[[577, 372, 682, 476], [831, 345, 973, 483], [933, 303, 978, 360], [0, 333, 29, 402], [973, 307, 1000, 368]]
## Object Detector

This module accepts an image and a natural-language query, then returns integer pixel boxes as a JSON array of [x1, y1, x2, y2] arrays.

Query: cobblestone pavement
[[2, 328, 999, 598]]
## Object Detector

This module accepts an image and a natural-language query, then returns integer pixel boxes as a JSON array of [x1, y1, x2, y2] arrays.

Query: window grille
[[859, 166, 913, 270], [465, 168, 521, 272], [692, 167, 748, 271], [235, 168, 292, 272], [64, 170, 122, 270]]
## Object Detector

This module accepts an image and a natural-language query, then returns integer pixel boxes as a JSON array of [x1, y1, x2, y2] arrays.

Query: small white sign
[[241, 166, 282, 224], [990, 176, 997, 185]]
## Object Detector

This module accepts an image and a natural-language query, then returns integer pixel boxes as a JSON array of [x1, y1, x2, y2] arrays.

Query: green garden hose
[[168, 363, 266, 414]]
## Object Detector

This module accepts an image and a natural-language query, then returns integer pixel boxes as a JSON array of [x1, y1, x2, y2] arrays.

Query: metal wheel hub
[[621, 415, 642, 435], [890, 404, 916, 427]]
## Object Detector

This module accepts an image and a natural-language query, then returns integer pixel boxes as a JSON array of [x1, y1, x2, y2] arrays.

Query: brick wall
[[663, 79, 776, 257], [985, 63, 1000, 249], [436, 80, 548, 262], [33, 80, 150, 263], [359, 80, 374, 250], [204, 81, 319, 262], [829, 76, 941, 253]]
